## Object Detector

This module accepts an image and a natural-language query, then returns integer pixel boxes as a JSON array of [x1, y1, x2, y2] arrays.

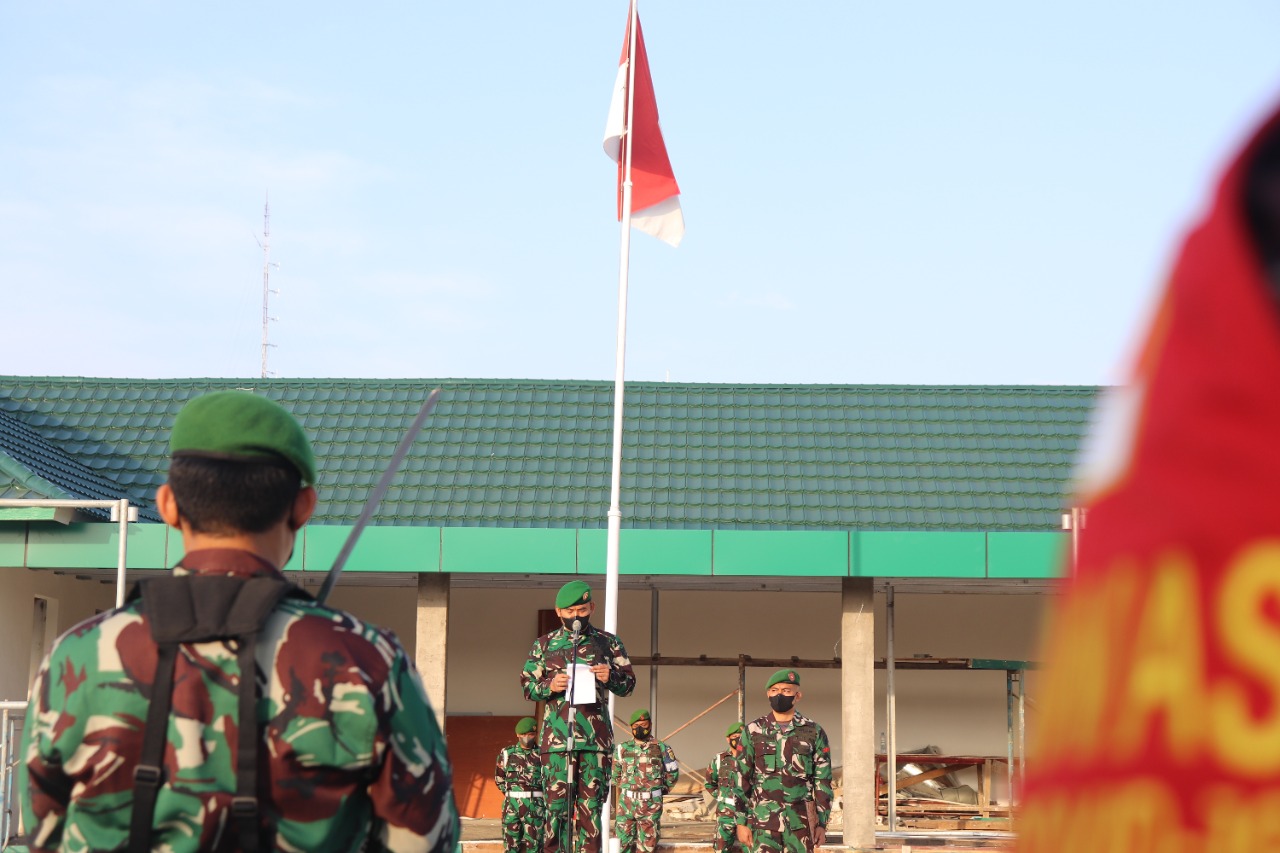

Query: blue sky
[[3, 2, 1279, 385]]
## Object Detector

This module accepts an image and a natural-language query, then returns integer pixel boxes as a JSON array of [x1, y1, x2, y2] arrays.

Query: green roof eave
[[0, 506, 75, 523], [0, 524, 1069, 580]]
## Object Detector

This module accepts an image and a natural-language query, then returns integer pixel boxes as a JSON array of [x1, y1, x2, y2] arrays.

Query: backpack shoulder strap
[[233, 632, 263, 853], [129, 574, 296, 853], [127, 641, 179, 853]]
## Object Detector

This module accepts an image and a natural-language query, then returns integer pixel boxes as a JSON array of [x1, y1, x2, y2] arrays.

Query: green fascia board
[[578, 529, 712, 575], [986, 531, 1067, 579], [0, 507, 65, 522], [0, 525, 25, 566], [167, 531, 184, 568], [26, 522, 169, 570], [304, 526, 440, 573], [442, 527, 576, 574], [7, 524, 1064, 580], [854, 531, 985, 578], [713, 530, 848, 577]]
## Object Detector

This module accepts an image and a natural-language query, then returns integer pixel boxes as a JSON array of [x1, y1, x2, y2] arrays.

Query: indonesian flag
[[603, 4, 683, 247], [1019, 102, 1280, 851]]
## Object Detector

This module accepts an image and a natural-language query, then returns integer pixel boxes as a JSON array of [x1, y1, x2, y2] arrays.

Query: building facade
[[0, 377, 1095, 844]]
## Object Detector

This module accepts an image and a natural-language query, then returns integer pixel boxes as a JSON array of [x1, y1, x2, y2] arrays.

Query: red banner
[[1021, 102, 1280, 851]]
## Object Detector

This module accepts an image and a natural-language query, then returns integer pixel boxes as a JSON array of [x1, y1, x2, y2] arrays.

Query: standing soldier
[[734, 670, 832, 853], [704, 722, 745, 853], [520, 581, 636, 853], [612, 709, 679, 853], [14, 390, 460, 853], [496, 717, 547, 853]]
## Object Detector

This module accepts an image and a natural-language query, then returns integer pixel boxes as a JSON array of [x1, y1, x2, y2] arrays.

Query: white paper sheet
[[570, 663, 596, 705]]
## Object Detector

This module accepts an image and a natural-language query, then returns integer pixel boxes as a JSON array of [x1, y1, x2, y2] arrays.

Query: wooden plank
[[628, 655, 1031, 671], [631, 655, 841, 669], [877, 753, 1005, 766], [878, 765, 953, 796], [977, 759, 989, 818]]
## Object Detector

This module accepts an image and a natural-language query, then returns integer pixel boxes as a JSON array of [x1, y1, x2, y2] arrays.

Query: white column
[[415, 573, 450, 727], [841, 577, 876, 849]]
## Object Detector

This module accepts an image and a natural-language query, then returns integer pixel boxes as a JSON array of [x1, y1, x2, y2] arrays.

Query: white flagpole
[[602, 1, 638, 850]]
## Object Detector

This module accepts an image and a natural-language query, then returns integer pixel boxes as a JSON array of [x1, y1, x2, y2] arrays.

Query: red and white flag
[[603, 5, 683, 247]]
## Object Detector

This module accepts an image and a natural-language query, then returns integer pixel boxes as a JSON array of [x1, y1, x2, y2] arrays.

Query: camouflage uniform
[[520, 624, 635, 853], [704, 748, 743, 853], [17, 550, 461, 853], [495, 742, 546, 853], [734, 713, 833, 853], [612, 738, 678, 853]]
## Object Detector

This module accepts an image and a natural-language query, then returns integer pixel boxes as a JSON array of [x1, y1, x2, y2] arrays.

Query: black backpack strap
[[128, 641, 180, 853], [233, 632, 263, 853], [127, 574, 298, 853]]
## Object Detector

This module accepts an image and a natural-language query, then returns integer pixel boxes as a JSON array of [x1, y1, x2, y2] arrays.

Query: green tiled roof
[[0, 378, 1100, 531], [0, 408, 162, 520]]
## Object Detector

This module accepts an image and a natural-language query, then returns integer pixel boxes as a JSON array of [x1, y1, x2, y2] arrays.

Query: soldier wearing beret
[[734, 670, 833, 853], [16, 391, 460, 853], [612, 709, 679, 853], [704, 722, 746, 853], [520, 581, 636, 853], [496, 717, 547, 853]]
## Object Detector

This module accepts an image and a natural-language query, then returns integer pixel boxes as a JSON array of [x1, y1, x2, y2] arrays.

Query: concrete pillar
[[415, 573, 449, 727], [841, 577, 876, 850]]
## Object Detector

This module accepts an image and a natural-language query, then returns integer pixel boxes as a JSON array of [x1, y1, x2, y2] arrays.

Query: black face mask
[[561, 614, 590, 632], [518, 735, 536, 748], [769, 694, 796, 713], [728, 737, 741, 751], [632, 726, 651, 740]]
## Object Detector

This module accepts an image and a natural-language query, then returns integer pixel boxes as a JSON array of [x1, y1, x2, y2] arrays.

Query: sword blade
[[316, 387, 441, 604]]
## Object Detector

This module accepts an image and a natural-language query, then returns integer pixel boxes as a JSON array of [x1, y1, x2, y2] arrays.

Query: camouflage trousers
[[615, 790, 663, 853], [749, 800, 815, 853], [542, 750, 609, 853], [712, 810, 743, 853], [503, 794, 546, 853]]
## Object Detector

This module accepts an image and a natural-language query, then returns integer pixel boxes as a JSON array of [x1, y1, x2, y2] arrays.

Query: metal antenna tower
[[259, 193, 279, 378]]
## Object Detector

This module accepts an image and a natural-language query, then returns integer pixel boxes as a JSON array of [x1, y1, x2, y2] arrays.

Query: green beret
[[170, 391, 316, 486], [515, 717, 537, 735], [629, 709, 651, 725], [725, 722, 743, 737], [765, 669, 800, 689], [555, 580, 592, 609]]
